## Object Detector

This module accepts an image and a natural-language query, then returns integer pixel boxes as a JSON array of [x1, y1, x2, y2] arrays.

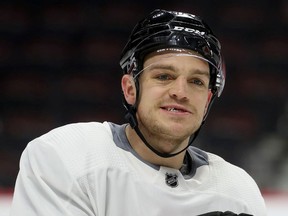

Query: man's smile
[[160, 105, 192, 114]]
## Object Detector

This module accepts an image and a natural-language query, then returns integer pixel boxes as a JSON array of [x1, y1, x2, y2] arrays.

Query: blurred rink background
[[0, 0, 287, 215]]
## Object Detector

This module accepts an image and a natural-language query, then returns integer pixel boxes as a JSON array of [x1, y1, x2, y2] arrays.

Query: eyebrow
[[147, 64, 210, 78]]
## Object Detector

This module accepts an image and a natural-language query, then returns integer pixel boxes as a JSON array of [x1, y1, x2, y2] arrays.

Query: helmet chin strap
[[124, 101, 203, 158]]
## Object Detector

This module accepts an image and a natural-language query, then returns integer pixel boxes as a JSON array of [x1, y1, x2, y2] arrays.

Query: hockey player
[[10, 9, 266, 216]]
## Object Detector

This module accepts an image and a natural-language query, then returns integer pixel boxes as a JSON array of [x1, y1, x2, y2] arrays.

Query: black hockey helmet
[[120, 9, 225, 98]]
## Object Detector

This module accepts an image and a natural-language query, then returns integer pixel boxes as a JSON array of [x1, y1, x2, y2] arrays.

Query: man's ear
[[204, 90, 213, 115], [121, 74, 137, 105]]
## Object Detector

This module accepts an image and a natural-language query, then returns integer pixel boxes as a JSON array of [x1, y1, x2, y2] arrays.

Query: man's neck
[[125, 125, 186, 169]]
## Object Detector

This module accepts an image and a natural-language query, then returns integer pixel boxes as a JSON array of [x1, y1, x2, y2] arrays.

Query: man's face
[[135, 50, 212, 146]]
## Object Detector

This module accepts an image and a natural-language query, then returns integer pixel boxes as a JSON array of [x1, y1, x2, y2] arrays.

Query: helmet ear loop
[[201, 62, 219, 122], [123, 60, 142, 129], [131, 58, 142, 110]]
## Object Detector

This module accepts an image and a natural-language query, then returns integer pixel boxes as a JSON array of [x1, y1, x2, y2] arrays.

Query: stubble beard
[[136, 110, 199, 154]]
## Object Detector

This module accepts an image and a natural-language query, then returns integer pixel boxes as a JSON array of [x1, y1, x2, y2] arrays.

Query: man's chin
[[163, 122, 199, 135]]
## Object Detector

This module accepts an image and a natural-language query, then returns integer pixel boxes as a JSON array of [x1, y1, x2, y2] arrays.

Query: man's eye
[[191, 79, 204, 86], [156, 74, 172, 80]]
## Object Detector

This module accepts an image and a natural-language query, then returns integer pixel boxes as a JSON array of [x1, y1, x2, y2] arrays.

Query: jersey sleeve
[[9, 138, 94, 216]]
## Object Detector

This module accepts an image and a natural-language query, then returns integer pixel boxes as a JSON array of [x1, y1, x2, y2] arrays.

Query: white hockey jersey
[[10, 122, 267, 216]]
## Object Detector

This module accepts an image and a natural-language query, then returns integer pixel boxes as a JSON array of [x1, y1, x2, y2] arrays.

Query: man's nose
[[168, 77, 189, 101]]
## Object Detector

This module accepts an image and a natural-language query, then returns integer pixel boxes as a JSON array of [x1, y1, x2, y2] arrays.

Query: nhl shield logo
[[165, 172, 179, 188]]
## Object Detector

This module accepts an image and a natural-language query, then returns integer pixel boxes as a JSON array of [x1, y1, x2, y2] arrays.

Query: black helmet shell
[[120, 9, 225, 97]]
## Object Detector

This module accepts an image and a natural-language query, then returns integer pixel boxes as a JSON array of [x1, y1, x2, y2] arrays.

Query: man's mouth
[[166, 107, 182, 112], [162, 106, 190, 113]]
